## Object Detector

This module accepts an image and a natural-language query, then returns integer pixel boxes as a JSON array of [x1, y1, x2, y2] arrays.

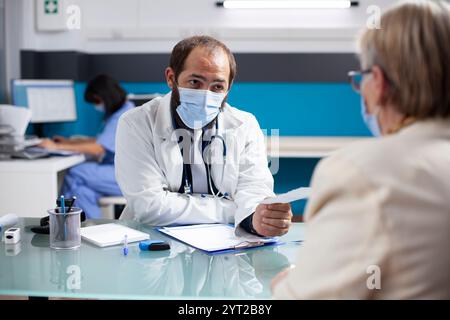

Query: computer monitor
[[11, 79, 77, 123]]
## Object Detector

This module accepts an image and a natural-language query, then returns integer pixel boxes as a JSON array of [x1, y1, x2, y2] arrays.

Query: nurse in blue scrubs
[[38, 74, 134, 218]]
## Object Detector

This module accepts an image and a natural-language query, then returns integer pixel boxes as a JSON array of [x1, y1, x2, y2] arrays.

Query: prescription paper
[[159, 224, 277, 253], [261, 187, 311, 204]]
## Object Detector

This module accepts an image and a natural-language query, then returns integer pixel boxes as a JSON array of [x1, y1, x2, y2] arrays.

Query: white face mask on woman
[[175, 87, 227, 129]]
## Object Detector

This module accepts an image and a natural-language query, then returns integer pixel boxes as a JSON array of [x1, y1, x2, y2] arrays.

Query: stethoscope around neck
[[175, 114, 229, 199]]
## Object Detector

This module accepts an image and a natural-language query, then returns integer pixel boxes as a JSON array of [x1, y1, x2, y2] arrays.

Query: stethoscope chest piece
[[183, 182, 192, 195]]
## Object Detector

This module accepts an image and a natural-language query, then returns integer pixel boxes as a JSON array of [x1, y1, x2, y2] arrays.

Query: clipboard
[[157, 223, 279, 255]]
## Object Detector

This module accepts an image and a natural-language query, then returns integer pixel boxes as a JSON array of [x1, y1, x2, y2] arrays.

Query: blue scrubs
[[61, 101, 134, 218]]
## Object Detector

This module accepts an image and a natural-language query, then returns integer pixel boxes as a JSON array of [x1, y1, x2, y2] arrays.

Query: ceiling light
[[216, 1, 359, 9]]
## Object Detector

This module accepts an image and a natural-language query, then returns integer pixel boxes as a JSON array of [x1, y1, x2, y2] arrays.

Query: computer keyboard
[[12, 148, 50, 160]]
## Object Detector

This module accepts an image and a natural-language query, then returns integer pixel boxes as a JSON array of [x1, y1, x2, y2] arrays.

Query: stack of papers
[[158, 224, 277, 254], [0, 105, 31, 136]]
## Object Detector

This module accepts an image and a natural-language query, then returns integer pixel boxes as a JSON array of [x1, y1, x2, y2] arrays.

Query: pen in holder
[[49, 207, 82, 250]]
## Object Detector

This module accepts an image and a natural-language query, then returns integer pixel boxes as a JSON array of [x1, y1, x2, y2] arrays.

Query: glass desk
[[0, 218, 305, 299]]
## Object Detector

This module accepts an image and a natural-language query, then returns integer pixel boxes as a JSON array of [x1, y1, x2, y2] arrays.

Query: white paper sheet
[[261, 187, 311, 204], [159, 224, 277, 253]]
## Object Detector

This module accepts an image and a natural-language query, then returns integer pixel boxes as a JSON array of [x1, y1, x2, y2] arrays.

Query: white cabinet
[[0, 155, 85, 217]]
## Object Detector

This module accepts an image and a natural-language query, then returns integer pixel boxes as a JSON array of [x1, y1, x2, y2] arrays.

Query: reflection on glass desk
[[0, 218, 305, 299]]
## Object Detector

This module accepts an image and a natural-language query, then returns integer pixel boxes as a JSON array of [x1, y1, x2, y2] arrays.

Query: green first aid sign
[[44, 0, 58, 14]]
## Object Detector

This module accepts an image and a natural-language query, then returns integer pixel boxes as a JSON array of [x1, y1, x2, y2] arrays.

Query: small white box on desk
[[4, 227, 21, 244]]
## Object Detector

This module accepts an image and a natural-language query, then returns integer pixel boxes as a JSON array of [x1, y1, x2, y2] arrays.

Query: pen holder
[[49, 207, 82, 250]]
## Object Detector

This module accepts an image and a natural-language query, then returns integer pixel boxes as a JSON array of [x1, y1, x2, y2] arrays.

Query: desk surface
[[0, 218, 305, 300], [0, 154, 85, 173]]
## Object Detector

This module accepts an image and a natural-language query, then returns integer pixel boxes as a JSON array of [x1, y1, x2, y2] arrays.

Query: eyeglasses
[[348, 69, 372, 93]]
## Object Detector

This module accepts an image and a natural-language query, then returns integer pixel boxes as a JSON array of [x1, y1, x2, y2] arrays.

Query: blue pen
[[123, 235, 128, 256], [60, 195, 65, 214]]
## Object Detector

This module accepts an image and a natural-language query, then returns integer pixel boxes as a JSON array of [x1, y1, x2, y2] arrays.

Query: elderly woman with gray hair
[[272, 0, 450, 299]]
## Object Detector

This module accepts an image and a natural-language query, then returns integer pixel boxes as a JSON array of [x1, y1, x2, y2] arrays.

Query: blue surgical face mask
[[176, 87, 227, 129], [361, 97, 381, 137], [94, 103, 105, 113]]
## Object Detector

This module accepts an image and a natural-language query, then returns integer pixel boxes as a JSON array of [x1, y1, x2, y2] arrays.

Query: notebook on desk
[[81, 223, 150, 247], [158, 224, 278, 254]]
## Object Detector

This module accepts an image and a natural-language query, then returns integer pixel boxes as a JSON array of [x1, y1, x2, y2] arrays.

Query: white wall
[[4, 0, 396, 97]]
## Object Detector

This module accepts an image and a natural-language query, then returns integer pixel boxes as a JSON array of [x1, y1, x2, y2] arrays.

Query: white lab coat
[[115, 92, 274, 228]]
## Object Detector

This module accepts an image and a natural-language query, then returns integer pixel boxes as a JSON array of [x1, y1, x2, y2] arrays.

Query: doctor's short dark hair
[[169, 35, 237, 86], [84, 74, 127, 119]]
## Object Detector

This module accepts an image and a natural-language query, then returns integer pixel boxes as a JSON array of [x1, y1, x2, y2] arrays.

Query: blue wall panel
[[228, 83, 370, 137]]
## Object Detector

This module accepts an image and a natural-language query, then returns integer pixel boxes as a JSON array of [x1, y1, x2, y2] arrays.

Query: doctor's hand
[[253, 203, 292, 237]]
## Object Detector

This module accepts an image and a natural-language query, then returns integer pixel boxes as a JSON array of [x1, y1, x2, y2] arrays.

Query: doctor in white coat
[[115, 36, 292, 237]]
